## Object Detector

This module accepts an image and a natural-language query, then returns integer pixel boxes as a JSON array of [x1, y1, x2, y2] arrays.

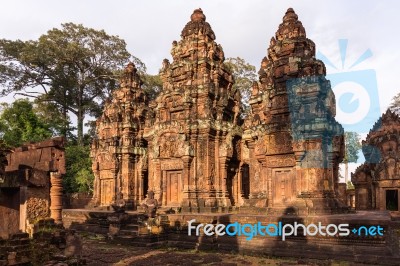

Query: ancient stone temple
[[144, 8, 242, 211], [352, 109, 400, 211], [92, 8, 345, 214], [0, 138, 65, 238], [91, 62, 152, 208], [241, 8, 345, 214]]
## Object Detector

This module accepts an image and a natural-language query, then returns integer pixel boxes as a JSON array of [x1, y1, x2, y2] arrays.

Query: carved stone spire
[[144, 8, 242, 211], [91, 62, 152, 208], [243, 8, 345, 213], [158, 8, 238, 123], [276, 8, 306, 41], [181, 8, 215, 40]]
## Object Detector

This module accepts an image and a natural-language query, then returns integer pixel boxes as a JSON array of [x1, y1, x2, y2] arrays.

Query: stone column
[[50, 172, 63, 224], [181, 155, 192, 206], [237, 164, 244, 206], [219, 158, 230, 207]]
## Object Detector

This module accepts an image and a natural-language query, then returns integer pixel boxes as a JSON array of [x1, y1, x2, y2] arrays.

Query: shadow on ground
[[79, 235, 365, 266]]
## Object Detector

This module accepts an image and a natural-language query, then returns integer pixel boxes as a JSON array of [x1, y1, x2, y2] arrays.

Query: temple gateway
[[91, 8, 346, 214]]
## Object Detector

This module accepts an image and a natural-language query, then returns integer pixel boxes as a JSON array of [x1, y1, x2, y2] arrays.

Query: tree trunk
[[77, 84, 84, 146], [345, 161, 349, 184], [77, 108, 84, 146], [62, 91, 68, 138]]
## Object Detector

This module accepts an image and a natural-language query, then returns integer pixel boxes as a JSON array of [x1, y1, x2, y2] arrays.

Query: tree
[[390, 92, 400, 115], [224, 57, 257, 115], [0, 23, 146, 145], [33, 100, 73, 139], [0, 99, 55, 147], [344, 131, 362, 182], [142, 73, 162, 101], [346, 181, 355, 190], [64, 145, 94, 193]]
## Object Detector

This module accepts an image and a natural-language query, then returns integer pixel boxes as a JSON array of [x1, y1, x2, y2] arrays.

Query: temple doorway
[[272, 169, 293, 206], [386, 190, 398, 211], [241, 164, 250, 199], [100, 179, 115, 206], [142, 171, 148, 199], [166, 170, 182, 205]]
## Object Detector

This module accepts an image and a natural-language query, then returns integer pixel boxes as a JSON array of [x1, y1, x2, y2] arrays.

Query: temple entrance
[[142, 171, 148, 199], [0, 188, 20, 239], [241, 164, 250, 199], [166, 171, 182, 205], [272, 169, 293, 206], [227, 170, 235, 206], [386, 190, 398, 211], [100, 179, 115, 206]]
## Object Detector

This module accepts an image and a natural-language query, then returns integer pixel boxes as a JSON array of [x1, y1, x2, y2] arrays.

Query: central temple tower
[[143, 9, 242, 211]]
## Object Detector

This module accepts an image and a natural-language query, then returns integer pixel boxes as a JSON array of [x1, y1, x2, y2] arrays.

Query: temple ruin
[[0, 137, 65, 239], [91, 8, 346, 214], [352, 109, 400, 211]]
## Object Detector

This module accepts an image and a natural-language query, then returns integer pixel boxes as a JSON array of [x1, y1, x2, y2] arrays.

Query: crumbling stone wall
[[0, 137, 65, 239]]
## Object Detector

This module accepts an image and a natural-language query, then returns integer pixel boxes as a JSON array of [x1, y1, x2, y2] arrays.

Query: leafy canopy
[[0, 99, 54, 147], [64, 145, 94, 193], [0, 23, 145, 145], [224, 57, 257, 114], [344, 131, 361, 163]]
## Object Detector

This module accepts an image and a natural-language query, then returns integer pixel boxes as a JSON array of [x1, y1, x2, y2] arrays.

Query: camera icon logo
[[317, 39, 380, 134]]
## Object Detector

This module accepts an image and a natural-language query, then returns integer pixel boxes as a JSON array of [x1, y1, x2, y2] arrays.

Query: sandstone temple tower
[[92, 9, 242, 211], [91, 8, 346, 214], [242, 8, 345, 214], [143, 8, 242, 211], [91, 63, 152, 208]]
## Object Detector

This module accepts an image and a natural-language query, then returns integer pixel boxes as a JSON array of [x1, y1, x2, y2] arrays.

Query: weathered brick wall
[[63, 192, 93, 209]]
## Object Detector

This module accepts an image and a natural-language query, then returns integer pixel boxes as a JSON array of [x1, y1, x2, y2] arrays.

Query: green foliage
[[33, 100, 73, 137], [346, 181, 355, 189], [390, 92, 400, 115], [224, 57, 257, 114], [0, 23, 141, 145], [344, 131, 361, 163], [64, 145, 94, 193], [0, 99, 54, 147], [142, 73, 162, 101]]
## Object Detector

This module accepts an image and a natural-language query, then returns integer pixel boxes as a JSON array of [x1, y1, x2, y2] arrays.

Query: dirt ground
[[77, 235, 361, 266]]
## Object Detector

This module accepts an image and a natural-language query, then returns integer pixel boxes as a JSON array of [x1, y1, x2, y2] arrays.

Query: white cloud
[[0, 0, 399, 137]]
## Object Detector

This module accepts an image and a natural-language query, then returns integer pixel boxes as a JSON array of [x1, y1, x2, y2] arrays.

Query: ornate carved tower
[[91, 63, 152, 208], [143, 9, 242, 211], [243, 8, 345, 214]]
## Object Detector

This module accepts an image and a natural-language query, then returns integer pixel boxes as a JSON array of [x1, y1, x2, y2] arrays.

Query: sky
[[0, 0, 399, 171]]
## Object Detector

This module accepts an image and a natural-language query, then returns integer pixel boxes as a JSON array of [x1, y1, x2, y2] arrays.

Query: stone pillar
[[162, 170, 167, 206], [219, 158, 230, 207], [181, 155, 192, 206], [19, 186, 27, 232], [50, 172, 63, 224], [237, 164, 244, 206]]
